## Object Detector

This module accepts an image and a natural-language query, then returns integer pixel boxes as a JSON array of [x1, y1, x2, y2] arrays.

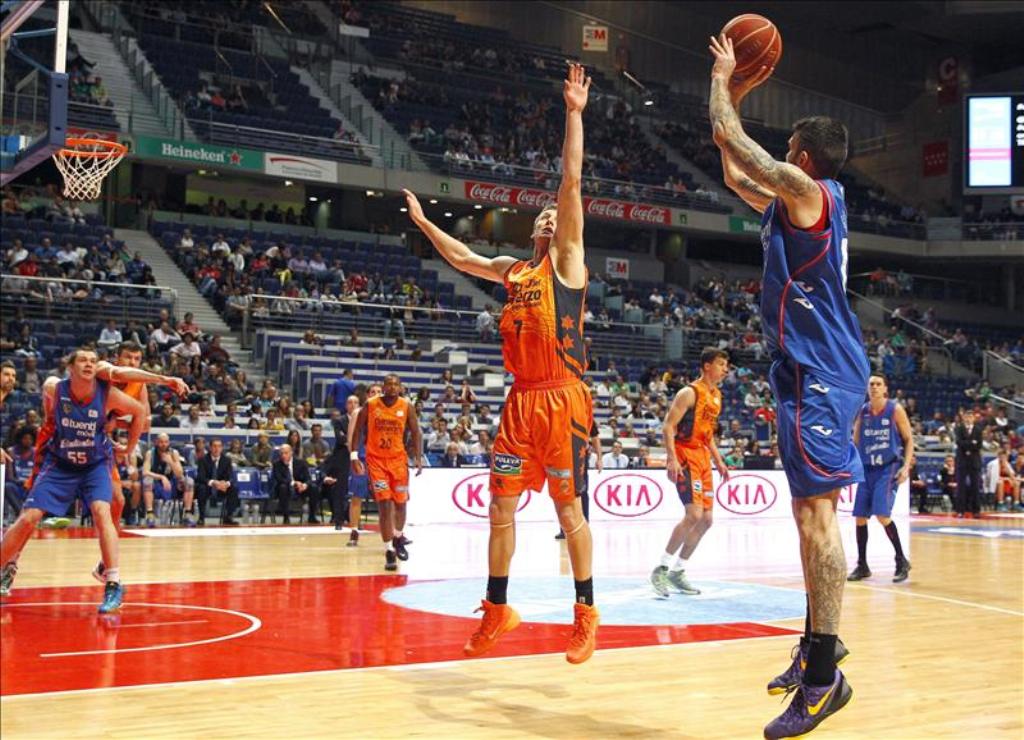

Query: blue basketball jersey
[[760, 180, 870, 391], [857, 400, 902, 468], [47, 379, 112, 467]]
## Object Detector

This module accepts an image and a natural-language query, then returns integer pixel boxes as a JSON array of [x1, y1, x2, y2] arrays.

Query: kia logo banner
[[408, 470, 908, 525]]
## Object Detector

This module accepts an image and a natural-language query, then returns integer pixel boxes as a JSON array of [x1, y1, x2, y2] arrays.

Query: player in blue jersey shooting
[[0, 348, 145, 612], [709, 33, 869, 739]]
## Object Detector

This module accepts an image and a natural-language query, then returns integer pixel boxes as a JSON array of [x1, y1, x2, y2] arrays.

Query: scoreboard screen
[[964, 93, 1024, 193]]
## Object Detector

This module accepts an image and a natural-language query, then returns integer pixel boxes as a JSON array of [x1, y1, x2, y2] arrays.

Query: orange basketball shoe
[[566, 602, 600, 664], [463, 600, 521, 657]]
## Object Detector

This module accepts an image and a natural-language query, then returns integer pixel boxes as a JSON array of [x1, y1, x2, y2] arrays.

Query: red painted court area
[[1, 576, 795, 696]]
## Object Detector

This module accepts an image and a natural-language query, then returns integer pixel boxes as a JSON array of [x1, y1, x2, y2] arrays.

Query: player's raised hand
[[166, 377, 190, 397], [402, 189, 425, 223], [563, 62, 591, 113], [729, 64, 773, 106], [709, 33, 737, 81]]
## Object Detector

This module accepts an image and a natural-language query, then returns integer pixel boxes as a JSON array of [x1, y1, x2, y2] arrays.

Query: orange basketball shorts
[[367, 455, 409, 504], [490, 379, 593, 503], [674, 446, 714, 510]]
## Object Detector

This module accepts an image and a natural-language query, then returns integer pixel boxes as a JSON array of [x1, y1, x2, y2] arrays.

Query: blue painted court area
[[382, 577, 806, 626]]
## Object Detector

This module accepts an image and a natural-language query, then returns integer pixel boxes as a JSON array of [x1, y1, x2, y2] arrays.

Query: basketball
[[721, 14, 782, 79]]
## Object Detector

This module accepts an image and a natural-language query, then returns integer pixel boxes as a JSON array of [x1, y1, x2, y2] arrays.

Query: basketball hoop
[[52, 137, 127, 201]]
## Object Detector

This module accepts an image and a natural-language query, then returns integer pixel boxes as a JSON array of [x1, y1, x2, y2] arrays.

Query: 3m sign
[[582, 25, 608, 52]]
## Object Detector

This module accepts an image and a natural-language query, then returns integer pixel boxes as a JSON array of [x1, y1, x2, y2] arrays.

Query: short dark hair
[[870, 373, 888, 386], [700, 348, 729, 367], [117, 341, 143, 355], [792, 116, 848, 178]]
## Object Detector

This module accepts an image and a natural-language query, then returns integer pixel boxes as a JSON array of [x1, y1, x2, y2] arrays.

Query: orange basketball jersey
[[499, 255, 587, 385], [366, 396, 411, 459], [117, 380, 146, 401], [674, 381, 722, 452]]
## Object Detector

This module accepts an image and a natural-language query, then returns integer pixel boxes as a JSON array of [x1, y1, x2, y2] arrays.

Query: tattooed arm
[[708, 34, 822, 226], [720, 147, 775, 213]]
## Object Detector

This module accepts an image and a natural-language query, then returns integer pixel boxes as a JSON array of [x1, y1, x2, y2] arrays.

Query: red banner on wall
[[463, 181, 671, 225], [937, 57, 958, 107], [922, 140, 949, 177]]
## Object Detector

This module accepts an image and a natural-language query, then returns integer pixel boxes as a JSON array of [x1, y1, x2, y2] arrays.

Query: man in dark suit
[[270, 443, 317, 524], [954, 410, 983, 517], [195, 438, 239, 525]]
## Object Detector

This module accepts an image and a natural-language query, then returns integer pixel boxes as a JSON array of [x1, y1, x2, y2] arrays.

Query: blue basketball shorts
[[770, 358, 865, 498], [23, 455, 114, 515], [853, 463, 899, 518], [349, 473, 370, 500]]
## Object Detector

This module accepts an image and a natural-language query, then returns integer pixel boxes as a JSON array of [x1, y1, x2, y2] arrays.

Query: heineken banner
[[130, 135, 263, 171], [729, 215, 762, 234]]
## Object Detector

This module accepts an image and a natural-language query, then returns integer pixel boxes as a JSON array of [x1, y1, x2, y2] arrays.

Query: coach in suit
[[954, 410, 983, 517], [271, 443, 317, 524], [196, 438, 240, 525]]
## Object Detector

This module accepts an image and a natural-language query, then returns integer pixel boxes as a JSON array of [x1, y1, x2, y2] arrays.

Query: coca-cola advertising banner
[[405, 469, 909, 525], [463, 181, 671, 225]]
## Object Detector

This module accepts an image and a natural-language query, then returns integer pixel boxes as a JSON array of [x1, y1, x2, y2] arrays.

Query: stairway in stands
[[115, 228, 267, 385]]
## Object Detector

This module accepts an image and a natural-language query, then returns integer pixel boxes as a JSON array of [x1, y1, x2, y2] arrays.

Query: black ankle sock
[[855, 523, 868, 566], [486, 575, 509, 605], [800, 596, 811, 649], [805, 632, 838, 686], [574, 577, 594, 606], [883, 521, 905, 562]]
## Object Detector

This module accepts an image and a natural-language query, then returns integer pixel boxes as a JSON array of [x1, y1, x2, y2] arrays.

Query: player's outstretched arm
[[96, 361, 189, 397], [708, 34, 819, 214], [551, 62, 590, 287], [662, 387, 695, 482], [403, 189, 516, 284]]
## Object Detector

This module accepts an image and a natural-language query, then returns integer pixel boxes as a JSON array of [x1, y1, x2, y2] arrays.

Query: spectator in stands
[[248, 433, 274, 470], [439, 442, 462, 468], [602, 440, 630, 469], [178, 313, 202, 338], [180, 406, 207, 432], [195, 439, 239, 526], [20, 356, 41, 395], [152, 402, 180, 428], [171, 333, 202, 362], [631, 446, 652, 469], [476, 304, 495, 340], [270, 443, 314, 524], [302, 424, 330, 466], [188, 438, 208, 467], [327, 369, 357, 412], [426, 418, 451, 452], [150, 321, 180, 353], [225, 439, 247, 467]]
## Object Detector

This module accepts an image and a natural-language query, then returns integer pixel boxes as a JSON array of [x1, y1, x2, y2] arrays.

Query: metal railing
[[983, 353, 1024, 402], [961, 221, 1024, 242], [847, 288, 956, 376], [0, 273, 178, 324], [184, 117, 378, 163]]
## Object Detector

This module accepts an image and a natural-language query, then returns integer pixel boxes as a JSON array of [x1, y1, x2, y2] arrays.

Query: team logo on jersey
[[810, 425, 833, 437], [794, 298, 815, 310], [493, 453, 523, 475], [61, 401, 72, 415], [396, 410, 404, 417], [809, 383, 830, 394], [692, 479, 703, 493], [881, 419, 890, 426], [795, 281, 815, 292], [373, 480, 388, 491], [87, 409, 99, 418]]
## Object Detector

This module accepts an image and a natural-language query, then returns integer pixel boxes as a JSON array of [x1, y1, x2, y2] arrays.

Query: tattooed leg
[[792, 492, 845, 634]]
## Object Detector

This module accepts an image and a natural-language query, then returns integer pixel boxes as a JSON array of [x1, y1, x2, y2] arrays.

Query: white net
[[52, 137, 126, 201]]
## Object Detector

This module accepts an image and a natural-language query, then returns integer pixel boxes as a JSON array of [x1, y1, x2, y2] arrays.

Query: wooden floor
[[1, 516, 1021, 739]]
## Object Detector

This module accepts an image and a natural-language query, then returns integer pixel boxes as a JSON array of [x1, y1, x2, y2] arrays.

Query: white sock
[[105, 567, 120, 583], [659, 552, 675, 568], [394, 530, 403, 538], [386, 542, 395, 552], [671, 557, 688, 572]]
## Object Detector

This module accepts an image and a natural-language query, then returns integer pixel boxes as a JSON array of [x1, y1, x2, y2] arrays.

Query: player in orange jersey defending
[[651, 348, 730, 598], [351, 375, 423, 571], [403, 62, 599, 664], [91, 341, 189, 582]]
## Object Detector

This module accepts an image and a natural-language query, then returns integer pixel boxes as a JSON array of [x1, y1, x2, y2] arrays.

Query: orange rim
[[57, 137, 128, 159]]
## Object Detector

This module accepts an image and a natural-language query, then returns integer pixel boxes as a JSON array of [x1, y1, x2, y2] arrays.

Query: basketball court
[[1, 511, 1021, 738]]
